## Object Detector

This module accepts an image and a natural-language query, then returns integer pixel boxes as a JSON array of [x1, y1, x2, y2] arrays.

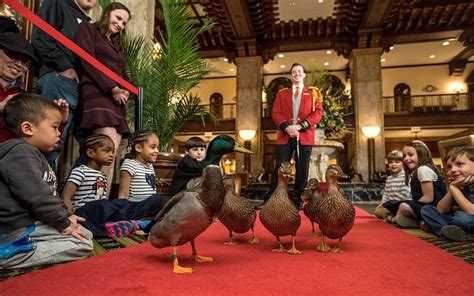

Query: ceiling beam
[[382, 30, 463, 44], [222, 0, 254, 39]]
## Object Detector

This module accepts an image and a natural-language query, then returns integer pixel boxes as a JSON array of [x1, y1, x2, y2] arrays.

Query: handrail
[[5, 0, 139, 96], [382, 93, 471, 113]]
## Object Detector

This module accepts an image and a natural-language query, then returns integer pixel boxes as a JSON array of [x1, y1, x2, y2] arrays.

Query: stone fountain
[[308, 129, 344, 182]]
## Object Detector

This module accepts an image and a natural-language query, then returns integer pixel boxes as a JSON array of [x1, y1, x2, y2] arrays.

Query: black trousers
[[263, 138, 312, 206]]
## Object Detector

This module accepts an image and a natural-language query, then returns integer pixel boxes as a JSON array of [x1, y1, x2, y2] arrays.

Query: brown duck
[[217, 179, 258, 245], [148, 165, 225, 274], [259, 162, 302, 255], [315, 164, 355, 252], [302, 178, 322, 238]]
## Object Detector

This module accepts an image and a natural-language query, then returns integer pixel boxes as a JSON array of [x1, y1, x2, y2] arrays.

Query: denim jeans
[[36, 71, 79, 171], [421, 204, 474, 236]]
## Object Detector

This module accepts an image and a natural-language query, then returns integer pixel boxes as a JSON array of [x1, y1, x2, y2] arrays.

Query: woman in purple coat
[[74, 2, 131, 195]]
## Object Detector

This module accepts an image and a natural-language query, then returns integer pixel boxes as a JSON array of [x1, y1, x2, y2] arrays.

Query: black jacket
[[0, 139, 70, 234], [168, 155, 205, 196], [31, 0, 90, 77]]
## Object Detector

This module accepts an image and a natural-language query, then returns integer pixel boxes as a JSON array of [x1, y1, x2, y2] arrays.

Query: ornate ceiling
[[155, 0, 474, 70]]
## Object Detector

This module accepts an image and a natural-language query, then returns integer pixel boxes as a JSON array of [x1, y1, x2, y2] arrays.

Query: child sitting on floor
[[374, 150, 411, 222], [0, 94, 92, 269], [118, 130, 164, 202], [421, 146, 474, 241], [168, 136, 207, 196], [61, 133, 169, 237], [392, 140, 447, 229]]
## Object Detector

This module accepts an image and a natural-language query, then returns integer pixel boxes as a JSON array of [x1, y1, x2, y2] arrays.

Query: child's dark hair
[[445, 146, 474, 163], [80, 134, 114, 160], [4, 93, 61, 137], [125, 130, 157, 159], [185, 137, 206, 150]]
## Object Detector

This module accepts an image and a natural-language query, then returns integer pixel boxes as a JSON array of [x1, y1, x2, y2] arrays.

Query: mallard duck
[[147, 135, 252, 274], [259, 162, 302, 255], [217, 179, 258, 245], [303, 178, 322, 238], [185, 135, 254, 191], [315, 164, 355, 252], [149, 165, 224, 274]]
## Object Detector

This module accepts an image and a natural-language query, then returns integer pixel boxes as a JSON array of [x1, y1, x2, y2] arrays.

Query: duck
[[185, 135, 254, 191], [302, 178, 322, 238], [147, 135, 252, 274], [314, 164, 355, 252], [217, 178, 258, 245], [259, 162, 302, 255]]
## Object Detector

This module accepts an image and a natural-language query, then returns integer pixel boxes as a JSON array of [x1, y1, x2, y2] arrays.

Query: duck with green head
[[147, 135, 252, 273]]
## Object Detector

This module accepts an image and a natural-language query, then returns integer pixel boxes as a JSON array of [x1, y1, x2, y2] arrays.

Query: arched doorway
[[394, 83, 411, 112], [210, 92, 223, 118]]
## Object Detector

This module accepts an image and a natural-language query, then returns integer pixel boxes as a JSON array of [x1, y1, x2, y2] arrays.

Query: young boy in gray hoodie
[[0, 93, 92, 269]]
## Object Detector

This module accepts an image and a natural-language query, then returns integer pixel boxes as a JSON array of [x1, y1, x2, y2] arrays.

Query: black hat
[[0, 32, 37, 63], [0, 16, 20, 34]]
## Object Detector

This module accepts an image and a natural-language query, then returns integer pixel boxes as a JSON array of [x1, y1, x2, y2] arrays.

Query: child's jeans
[[75, 194, 170, 237], [421, 205, 474, 236]]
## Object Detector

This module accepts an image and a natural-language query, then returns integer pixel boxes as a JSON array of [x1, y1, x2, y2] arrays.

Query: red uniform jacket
[[272, 87, 322, 146]]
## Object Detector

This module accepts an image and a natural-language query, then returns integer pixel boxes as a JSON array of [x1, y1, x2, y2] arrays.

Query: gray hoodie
[[0, 139, 70, 233]]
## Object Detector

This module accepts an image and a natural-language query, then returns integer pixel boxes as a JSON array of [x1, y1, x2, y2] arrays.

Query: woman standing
[[74, 2, 131, 196]]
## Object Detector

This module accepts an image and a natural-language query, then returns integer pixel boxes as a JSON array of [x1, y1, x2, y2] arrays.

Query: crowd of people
[[0, 0, 472, 272]]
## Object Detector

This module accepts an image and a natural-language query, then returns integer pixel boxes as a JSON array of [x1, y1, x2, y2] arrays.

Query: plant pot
[[153, 152, 184, 194]]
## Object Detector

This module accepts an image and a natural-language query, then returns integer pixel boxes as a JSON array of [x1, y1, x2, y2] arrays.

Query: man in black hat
[[0, 32, 37, 143]]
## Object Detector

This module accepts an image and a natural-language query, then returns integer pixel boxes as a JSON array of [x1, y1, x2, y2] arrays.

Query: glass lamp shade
[[361, 126, 381, 139], [239, 129, 256, 141]]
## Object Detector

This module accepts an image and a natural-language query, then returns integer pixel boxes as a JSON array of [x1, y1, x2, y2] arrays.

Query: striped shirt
[[67, 165, 108, 210], [381, 171, 411, 203], [120, 159, 156, 202]]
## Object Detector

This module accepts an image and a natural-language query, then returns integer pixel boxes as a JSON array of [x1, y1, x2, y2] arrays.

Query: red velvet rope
[[4, 0, 139, 95]]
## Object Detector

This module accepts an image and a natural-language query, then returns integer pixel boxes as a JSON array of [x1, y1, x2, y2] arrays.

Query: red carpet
[[1, 207, 473, 296]]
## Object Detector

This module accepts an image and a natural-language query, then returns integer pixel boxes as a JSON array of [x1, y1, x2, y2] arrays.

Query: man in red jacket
[[263, 63, 323, 209]]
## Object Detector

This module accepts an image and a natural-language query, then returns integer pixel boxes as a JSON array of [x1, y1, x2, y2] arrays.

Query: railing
[[200, 103, 236, 119], [199, 93, 471, 121], [383, 93, 472, 113]]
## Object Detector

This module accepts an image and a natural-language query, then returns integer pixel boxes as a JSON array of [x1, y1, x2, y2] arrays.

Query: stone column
[[349, 48, 385, 182], [235, 56, 264, 178], [91, 0, 155, 37]]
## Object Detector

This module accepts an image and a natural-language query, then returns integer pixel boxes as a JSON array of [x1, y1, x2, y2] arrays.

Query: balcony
[[182, 93, 472, 132], [383, 93, 472, 113]]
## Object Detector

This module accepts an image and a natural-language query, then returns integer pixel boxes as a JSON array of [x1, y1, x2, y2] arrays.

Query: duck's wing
[[142, 191, 188, 233], [154, 191, 187, 221]]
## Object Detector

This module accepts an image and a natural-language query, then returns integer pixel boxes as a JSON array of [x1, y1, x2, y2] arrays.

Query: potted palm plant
[[124, 0, 216, 152], [123, 0, 216, 191]]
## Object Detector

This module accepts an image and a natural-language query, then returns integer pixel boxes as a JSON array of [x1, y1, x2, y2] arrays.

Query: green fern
[[124, 0, 216, 151]]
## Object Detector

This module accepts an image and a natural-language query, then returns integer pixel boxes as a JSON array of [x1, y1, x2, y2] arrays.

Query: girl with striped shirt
[[61, 134, 169, 237], [118, 130, 160, 201]]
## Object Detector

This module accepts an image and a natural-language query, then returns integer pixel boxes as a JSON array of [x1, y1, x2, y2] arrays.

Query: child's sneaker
[[440, 225, 474, 242], [104, 221, 134, 238], [395, 215, 418, 228], [131, 220, 151, 230]]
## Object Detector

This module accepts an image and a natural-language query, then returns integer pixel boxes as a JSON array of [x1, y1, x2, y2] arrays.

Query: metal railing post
[[135, 86, 144, 130]]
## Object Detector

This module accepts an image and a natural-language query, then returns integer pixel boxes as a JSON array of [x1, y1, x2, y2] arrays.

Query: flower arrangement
[[305, 63, 349, 137]]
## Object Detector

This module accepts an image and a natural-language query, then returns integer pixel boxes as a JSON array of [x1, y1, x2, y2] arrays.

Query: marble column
[[349, 48, 385, 182], [235, 56, 264, 178]]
